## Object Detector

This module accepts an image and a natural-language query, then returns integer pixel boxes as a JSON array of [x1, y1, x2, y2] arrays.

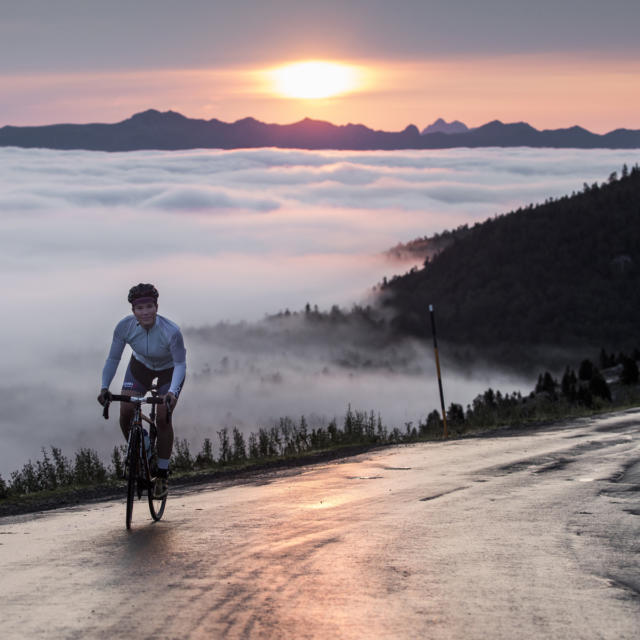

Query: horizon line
[[3, 108, 639, 137]]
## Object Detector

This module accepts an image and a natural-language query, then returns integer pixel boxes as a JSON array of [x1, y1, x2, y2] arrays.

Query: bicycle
[[102, 388, 170, 529]]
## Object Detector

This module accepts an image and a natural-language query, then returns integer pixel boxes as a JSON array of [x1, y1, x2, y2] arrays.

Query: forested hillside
[[381, 165, 640, 359]]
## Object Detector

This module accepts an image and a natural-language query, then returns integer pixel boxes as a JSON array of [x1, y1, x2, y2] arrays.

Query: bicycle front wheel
[[126, 429, 140, 529], [148, 490, 167, 521], [143, 433, 166, 522], [148, 478, 167, 521]]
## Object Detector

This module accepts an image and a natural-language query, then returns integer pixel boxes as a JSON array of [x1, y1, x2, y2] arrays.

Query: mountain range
[[1, 110, 639, 151]]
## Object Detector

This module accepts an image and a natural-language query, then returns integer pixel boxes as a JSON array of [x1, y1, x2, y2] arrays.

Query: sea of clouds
[[1, 145, 638, 475]]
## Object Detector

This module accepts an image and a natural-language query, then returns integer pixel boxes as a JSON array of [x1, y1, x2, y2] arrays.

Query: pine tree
[[577, 385, 593, 407], [421, 410, 442, 437], [217, 429, 231, 464], [446, 403, 465, 427], [232, 427, 247, 462], [599, 348, 615, 369], [620, 356, 639, 385], [561, 367, 577, 402], [248, 432, 260, 459], [578, 359, 594, 381], [589, 369, 611, 401]]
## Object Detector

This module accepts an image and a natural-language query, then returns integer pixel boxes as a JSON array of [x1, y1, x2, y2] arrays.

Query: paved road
[[1, 410, 639, 639]]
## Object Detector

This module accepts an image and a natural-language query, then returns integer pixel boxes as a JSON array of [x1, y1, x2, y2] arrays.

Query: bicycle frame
[[126, 401, 151, 480], [102, 391, 168, 528]]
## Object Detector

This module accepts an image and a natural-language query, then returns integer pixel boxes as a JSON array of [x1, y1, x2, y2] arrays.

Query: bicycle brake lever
[[103, 400, 110, 420]]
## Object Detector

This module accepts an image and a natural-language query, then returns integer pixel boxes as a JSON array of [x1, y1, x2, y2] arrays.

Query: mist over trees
[[380, 165, 640, 364], [3, 346, 640, 505], [188, 164, 640, 375]]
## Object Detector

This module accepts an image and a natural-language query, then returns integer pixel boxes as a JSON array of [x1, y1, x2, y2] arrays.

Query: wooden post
[[429, 304, 448, 439]]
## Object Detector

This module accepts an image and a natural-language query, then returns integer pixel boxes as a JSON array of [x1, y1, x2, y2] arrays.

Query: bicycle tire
[[148, 484, 167, 521], [126, 428, 140, 529], [146, 446, 167, 521]]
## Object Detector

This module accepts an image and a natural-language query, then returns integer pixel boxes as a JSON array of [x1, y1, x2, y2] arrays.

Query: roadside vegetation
[[1, 349, 639, 508]]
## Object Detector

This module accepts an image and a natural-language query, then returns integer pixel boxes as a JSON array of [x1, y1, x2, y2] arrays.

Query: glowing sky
[[2, 0, 639, 132]]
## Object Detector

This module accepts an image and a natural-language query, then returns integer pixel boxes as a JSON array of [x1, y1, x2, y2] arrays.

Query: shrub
[[248, 432, 260, 459], [195, 438, 215, 467], [111, 445, 126, 479], [74, 448, 107, 485], [51, 447, 73, 485], [35, 448, 58, 490], [217, 428, 231, 464], [232, 427, 247, 462], [11, 460, 39, 494], [172, 438, 194, 471]]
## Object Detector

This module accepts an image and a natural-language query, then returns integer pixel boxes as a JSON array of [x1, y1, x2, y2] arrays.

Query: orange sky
[[2, 2, 640, 132], [2, 54, 638, 133]]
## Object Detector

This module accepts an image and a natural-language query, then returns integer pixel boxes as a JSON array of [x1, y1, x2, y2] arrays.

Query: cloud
[[1, 145, 637, 476], [0, 315, 532, 479], [3, 146, 636, 216], [141, 186, 280, 212]]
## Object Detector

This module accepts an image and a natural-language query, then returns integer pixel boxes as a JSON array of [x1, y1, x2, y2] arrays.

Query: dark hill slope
[[382, 166, 640, 356]]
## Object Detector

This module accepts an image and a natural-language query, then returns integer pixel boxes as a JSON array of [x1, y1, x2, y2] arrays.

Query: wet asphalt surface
[[1, 410, 639, 639]]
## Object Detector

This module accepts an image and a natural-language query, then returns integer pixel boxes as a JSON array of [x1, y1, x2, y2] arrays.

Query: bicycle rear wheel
[[126, 428, 140, 529]]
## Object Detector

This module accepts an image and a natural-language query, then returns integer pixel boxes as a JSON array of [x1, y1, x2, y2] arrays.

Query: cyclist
[[98, 283, 186, 498]]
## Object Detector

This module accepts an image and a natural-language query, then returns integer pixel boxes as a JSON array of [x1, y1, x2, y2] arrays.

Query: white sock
[[157, 458, 170, 470]]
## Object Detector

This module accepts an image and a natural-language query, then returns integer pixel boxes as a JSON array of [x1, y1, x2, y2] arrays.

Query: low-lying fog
[[1, 145, 637, 476]]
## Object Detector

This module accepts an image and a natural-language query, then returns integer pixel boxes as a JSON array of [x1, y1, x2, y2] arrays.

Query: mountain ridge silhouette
[[1, 109, 639, 151]]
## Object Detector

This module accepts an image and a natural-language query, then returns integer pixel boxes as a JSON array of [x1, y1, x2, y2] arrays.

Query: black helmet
[[128, 283, 159, 304]]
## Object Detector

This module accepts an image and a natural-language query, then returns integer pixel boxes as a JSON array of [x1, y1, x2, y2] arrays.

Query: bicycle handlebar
[[109, 394, 165, 404], [102, 394, 166, 420]]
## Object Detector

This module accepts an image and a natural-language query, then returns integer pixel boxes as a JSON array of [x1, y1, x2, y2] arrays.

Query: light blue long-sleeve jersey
[[101, 314, 187, 395]]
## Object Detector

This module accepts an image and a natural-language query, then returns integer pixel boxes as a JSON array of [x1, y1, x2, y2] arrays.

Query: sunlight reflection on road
[[1, 411, 639, 639]]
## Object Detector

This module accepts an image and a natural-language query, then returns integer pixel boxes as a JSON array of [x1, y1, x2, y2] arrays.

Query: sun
[[268, 61, 364, 99]]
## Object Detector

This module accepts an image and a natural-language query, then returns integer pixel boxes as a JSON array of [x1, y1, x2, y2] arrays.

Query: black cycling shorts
[[122, 356, 184, 397]]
